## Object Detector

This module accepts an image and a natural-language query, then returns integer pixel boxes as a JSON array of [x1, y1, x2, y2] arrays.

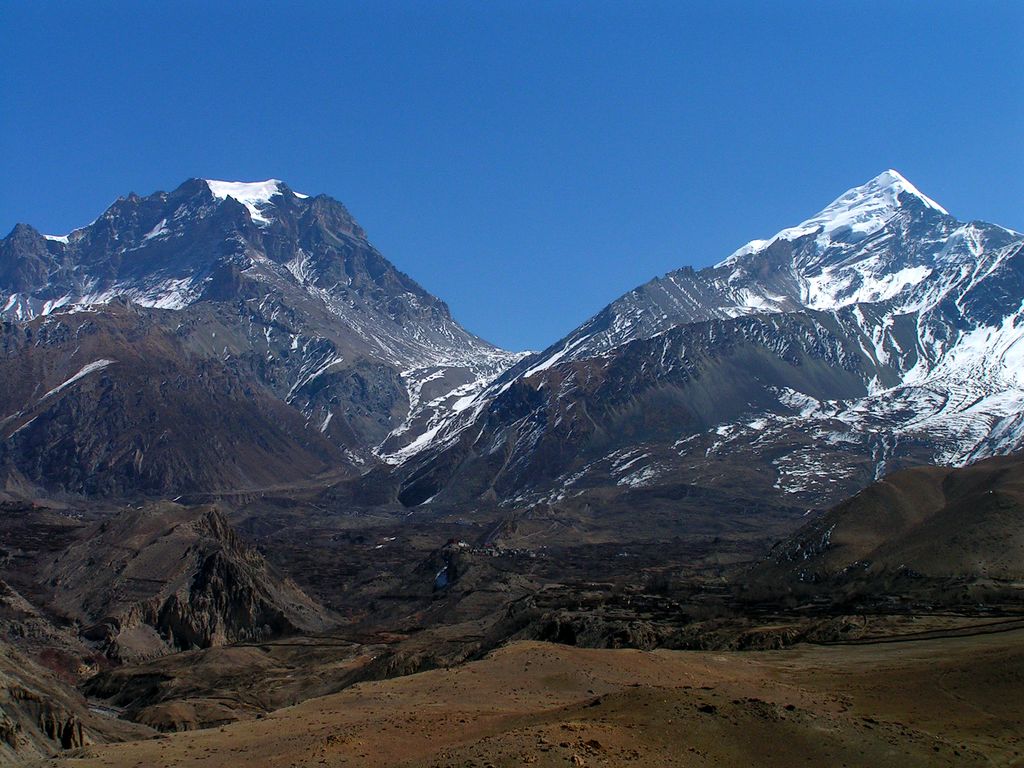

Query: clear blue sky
[[2, 1, 1021, 351]]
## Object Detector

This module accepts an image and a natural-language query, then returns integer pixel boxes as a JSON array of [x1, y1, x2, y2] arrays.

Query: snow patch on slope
[[803, 265, 933, 310], [40, 359, 116, 401], [205, 179, 307, 224]]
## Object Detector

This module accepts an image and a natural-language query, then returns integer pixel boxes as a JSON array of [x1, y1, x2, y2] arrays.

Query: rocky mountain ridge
[[392, 170, 1024, 511], [0, 180, 523, 494], [2, 171, 1021, 509], [41, 502, 331, 661]]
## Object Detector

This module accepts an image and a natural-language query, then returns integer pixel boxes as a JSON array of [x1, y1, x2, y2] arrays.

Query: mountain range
[[2, 170, 1023, 764], [394, 170, 1024, 512], [0, 179, 519, 494], [1, 171, 1021, 513]]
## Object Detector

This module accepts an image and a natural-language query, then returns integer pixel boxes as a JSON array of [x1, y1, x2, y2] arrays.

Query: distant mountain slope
[[0, 179, 522, 494], [748, 452, 1024, 603], [394, 171, 1024, 511], [0, 303, 347, 494]]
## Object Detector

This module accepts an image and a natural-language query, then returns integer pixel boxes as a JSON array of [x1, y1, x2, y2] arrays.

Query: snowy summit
[[205, 179, 309, 224], [721, 169, 948, 267]]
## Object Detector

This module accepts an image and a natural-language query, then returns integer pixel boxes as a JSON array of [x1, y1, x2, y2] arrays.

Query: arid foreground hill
[[44, 630, 1024, 768], [0, 454, 1019, 766]]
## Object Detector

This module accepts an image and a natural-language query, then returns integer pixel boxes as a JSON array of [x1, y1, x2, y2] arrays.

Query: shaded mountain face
[[747, 452, 1024, 606], [0, 304, 344, 495], [395, 171, 1024, 512], [0, 180, 521, 494]]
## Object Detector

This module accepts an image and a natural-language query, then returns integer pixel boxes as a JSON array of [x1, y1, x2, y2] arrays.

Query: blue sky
[[2, 1, 1021, 351]]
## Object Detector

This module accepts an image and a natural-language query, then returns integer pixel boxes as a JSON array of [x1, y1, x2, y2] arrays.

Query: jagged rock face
[[0, 640, 150, 761], [0, 179, 521, 495], [0, 224, 58, 294], [41, 503, 331, 661], [6, 687, 86, 749], [1, 678, 87, 754], [395, 171, 1024, 511]]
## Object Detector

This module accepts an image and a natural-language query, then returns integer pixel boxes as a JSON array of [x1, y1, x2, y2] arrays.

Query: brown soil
[[44, 627, 1024, 768]]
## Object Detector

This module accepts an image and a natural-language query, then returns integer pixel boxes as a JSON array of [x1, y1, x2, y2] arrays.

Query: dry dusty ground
[[38, 626, 1024, 768]]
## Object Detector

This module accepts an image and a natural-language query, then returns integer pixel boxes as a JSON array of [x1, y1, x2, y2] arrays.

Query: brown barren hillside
[[46, 630, 1024, 768], [750, 453, 1024, 597]]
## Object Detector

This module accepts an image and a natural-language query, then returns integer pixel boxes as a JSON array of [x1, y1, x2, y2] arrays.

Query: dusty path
[[40, 628, 1024, 768]]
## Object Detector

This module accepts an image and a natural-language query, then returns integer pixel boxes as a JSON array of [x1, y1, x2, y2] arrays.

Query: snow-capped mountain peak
[[789, 168, 948, 242], [702, 169, 976, 318], [869, 169, 947, 213], [388, 170, 1023, 512], [833, 168, 947, 215], [0, 178, 524, 476], [502, 170, 966, 371], [719, 169, 948, 268], [204, 178, 309, 224]]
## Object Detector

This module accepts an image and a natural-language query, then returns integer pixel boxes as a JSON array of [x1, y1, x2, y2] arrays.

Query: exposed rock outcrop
[[0, 640, 150, 762], [43, 502, 333, 661]]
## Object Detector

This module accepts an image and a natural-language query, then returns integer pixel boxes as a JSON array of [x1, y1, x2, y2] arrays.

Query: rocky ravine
[[0, 639, 151, 762]]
